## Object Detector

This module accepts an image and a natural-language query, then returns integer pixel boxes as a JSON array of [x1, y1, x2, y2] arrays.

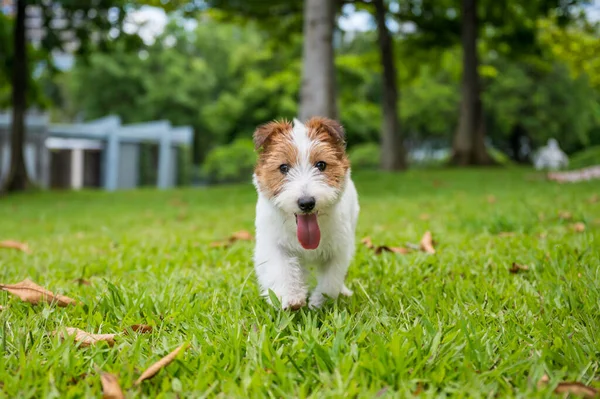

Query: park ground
[[0, 168, 599, 398]]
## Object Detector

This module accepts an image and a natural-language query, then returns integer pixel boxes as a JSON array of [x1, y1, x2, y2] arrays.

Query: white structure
[[533, 139, 569, 170], [0, 113, 193, 190]]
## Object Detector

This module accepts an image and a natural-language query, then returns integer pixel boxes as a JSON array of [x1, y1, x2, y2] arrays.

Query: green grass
[[1, 169, 599, 398], [569, 145, 600, 170]]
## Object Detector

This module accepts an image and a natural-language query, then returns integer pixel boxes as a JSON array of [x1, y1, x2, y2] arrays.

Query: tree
[[1, 0, 129, 193], [299, 0, 338, 121], [451, 0, 492, 165], [4, 0, 30, 191], [391, 0, 591, 165], [373, 0, 406, 170]]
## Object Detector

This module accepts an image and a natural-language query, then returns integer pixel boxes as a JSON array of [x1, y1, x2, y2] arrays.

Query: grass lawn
[[1, 169, 599, 398]]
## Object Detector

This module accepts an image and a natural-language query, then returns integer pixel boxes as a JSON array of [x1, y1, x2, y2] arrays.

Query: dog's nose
[[297, 196, 316, 212]]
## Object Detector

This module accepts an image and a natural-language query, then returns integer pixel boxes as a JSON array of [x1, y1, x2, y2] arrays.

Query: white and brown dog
[[252, 117, 359, 310]]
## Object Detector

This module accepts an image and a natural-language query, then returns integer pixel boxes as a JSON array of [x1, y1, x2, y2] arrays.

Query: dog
[[252, 116, 359, 309]]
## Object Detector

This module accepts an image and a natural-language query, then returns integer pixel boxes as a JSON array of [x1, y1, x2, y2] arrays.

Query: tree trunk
[[451, 0, 493, 166], [374, 0, 407, 170], [2, 0, 31, 193], [299, 0, 337, 121]]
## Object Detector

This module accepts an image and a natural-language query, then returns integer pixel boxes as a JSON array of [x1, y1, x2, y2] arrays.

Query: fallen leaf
[[413, 382, 424, 396], [0, 279, 77, 307], [55, 327, 116, 347], [73, 278, 91, 286], [497, 232, 516, 237], [134, 343, 188, 385], [419, 231, 436, 254], [362, 237, 410, 255], [210, 230, 254, 248], [487, 195, 497, 204], [376, 386, 389, 397], [419, 213, 431, 221], [588, 194, 599, 204], [230, 230, 254, 241], [538, 374, 599, 398], [375, 245, 410, 255], [509, 263, 529, 274], [209, 241, 229, 248], [570, 222, 586, 232], [100, 372, 125, 399], [361, 236, 374, 249], [0, 240, 30, 253], [558, 211, 573, 221], [126, 324, 153, 334]]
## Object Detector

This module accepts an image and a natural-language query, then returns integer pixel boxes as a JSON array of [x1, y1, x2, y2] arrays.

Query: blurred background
[[0, 0, 599, 193]]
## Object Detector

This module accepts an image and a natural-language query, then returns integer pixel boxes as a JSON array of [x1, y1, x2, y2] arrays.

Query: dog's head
[[253, 117, 350, 250]]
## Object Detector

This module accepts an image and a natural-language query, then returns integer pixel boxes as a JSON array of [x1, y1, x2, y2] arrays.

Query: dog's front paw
[[282, 296, 306, 311], [341, 284, 353, 297], [308, 292, 327, 309]]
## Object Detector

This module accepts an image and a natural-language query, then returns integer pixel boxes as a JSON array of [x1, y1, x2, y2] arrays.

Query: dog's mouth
[[295, 212, 320, 250]]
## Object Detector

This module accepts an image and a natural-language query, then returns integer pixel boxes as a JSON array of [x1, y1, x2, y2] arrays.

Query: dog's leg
[[255, 247, 307, 310], [309, 255, 351, 309]]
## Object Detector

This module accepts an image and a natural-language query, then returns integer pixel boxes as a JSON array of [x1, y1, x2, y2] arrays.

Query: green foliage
[[348, 142, 381, 170], [202, 138, 256, 183], [484, 60, 600, 152], [68, 19, 300, 162], [568, 146, 600, 170]]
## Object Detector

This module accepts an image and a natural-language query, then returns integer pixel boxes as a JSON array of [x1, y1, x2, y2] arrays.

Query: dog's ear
[[306, 117, 345, 145], [253, 120, 292, 151]]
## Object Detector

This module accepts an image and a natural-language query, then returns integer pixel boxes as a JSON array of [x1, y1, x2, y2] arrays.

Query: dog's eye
[[315, 161, 327, 171], [279, 164, 290, 174]]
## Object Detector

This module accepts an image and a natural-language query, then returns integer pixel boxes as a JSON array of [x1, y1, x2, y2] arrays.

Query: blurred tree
[[0, 0, 133, 193], [299, 0, 337, 120], [392, 0, 592, 165], [68, 19, 301, 162], [453, 0, 491, 165], [373, 0, 406, 170]]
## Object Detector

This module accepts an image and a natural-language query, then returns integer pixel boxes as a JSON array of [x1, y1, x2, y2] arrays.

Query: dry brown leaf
[[230, 230, 254, 241], [487, 195, 497, 204], [361, 236, 374, 249], [571, 222, 586, 232], [134, 343, 188, 385], [538, 374, 599, 398], [210, 230, 254, 248], [588, 194, 599, 204], [419, 213, 431, 221], [497, 232, 516, 237], [375, 246, 410, 255], [126, 324, 153, 334], [558, 211, 573, 221], [0, 279, 77, 307], [413, 382, 424, 396], [362, 237, 410, 255], [100, 372, 125, 399], [73, 278, 91, 286], [0, 240, 30, 253], [56, 328, 116, 347], [419, 231, 436, 254], [509, 263, 529, 274]]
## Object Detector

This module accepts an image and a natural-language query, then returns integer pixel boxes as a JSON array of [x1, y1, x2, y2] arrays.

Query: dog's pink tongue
[[296, 213, 321, 250]]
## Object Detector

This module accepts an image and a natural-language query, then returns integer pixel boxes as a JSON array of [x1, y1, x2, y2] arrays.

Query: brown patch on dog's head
[[253, 120, 296, 197], [305, 117, 350, 188]]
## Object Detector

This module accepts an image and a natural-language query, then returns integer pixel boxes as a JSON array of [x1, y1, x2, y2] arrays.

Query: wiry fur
[[253, 117, 359, 309]]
